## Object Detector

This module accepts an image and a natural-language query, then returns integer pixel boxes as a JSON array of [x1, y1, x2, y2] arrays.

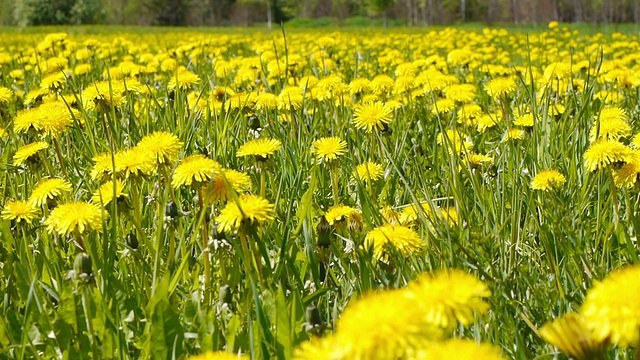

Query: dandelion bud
[[73, 253, 93, 283], [212, 223, 226, 241], [348, 212, 363, 233], [125, 232, 139, 250], [247, 113, 261, 131], [316, 216, 332, 248], [304, 305, 327, 336], [219, 285, 233, 306], [165, 200, 179, 219]]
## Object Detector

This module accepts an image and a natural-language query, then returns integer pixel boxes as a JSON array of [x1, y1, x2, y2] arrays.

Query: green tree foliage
[[146, 0, 187, 25], [6, 0, 640, 26], [13, 0, 103, 25]]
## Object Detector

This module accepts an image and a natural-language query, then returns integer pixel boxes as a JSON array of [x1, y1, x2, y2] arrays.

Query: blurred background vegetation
[[2, 0, 640, 27]]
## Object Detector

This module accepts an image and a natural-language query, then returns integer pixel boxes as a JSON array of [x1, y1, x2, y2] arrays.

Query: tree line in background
[[1, 0, 639, 27]]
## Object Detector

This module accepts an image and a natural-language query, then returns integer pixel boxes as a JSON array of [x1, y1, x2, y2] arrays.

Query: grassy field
[[0, 24, 640, 359]]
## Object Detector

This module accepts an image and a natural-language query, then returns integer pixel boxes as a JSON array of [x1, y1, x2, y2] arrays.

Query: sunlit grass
[[0, 24, 639, 359]]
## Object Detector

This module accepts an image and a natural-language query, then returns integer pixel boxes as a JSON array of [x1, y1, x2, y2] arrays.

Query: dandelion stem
[[131, 179, 152, 254], [199, 189, 211, 307], [52, 138, 68, 178], [249, 232, 265, 288], [330, 166, 339, 206], [239, 231, 255, 288], [609, 170, 619, 225], [81, 286, 97, 354], [260, 170, 266, 199]]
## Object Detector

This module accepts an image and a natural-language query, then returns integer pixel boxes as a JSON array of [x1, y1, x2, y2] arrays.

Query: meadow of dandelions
[[2, 23, 640, 358]]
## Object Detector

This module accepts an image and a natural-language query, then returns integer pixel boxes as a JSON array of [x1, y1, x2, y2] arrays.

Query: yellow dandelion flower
[[458, 103, 483, 124], [349, 78, 371, 95], [410, 339, 505, 360], [204, 169, 252, 203], [589, 108, 631, 141], [431, 98, 455, 115], [614, 150, 640, 188], [398, 204, 422, 226], [548, 103, 566, 117], [136, 131, 183, 165], [278, 87, 304, 111], [0, 128, 5, 138], [28, 178, 72, 207], [441, 207, 459, 225], [236, 138, 282, 159], [364, 224, 424, 258], [485, 77, 517, 98], [1, 200, 39, 224], [380, 205, 401, 225], [44, 202, 106, 236], [255, 93, 278, 111], [352, 102, 393, 133], [583, 139, 632, 172], [13, 141, 49, 166], [504, 128, 526, 141], [92, 180, 127, 206], [75, 63, 92, 76], [24, 88, 48, 107], [394, 75, 416, 94], [599, 106, 628, 123], [224, 92, 257, 112], [354, 161, 384, 183], [81, 80, 126, 111], [514, 113, 534, 127], [630, 133, 640, 149], [540, 313, 605, 360], [398, 204, 457, 227], [91, 152, 120, 180], [447, 48, 474, 66], [168, 69, 200, 90], [437, 130, 472, 154], [172, 154, 221, 189], [215, 194, 275, 234], [334, 288, 445, 360], [188, 351, 247, 360], [531, 169, 566, 191], [580, 265, 640, 346], [370, 74, 395, 95], [40, 72, 67, 92], [14, 101, 78, 137], [311, 137, 347, 163], [0, 86, 13, 103], [475, 114, 499, 133], [293, 335, 347, 360], [445, 84, 476, 103], [406, 269, 491, 330], [298, 75, 319, 90], [465, 152, 493, 168], [116, 148, 157, 178], [324, 205, 361, 225]]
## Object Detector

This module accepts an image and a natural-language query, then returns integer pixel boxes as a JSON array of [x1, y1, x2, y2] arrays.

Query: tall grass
[[0, 25, 638, 359]]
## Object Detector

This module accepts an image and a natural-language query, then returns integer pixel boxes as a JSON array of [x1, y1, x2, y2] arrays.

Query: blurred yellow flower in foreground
[[540, 313, 605, 360], [580, 265, 640, 347]]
